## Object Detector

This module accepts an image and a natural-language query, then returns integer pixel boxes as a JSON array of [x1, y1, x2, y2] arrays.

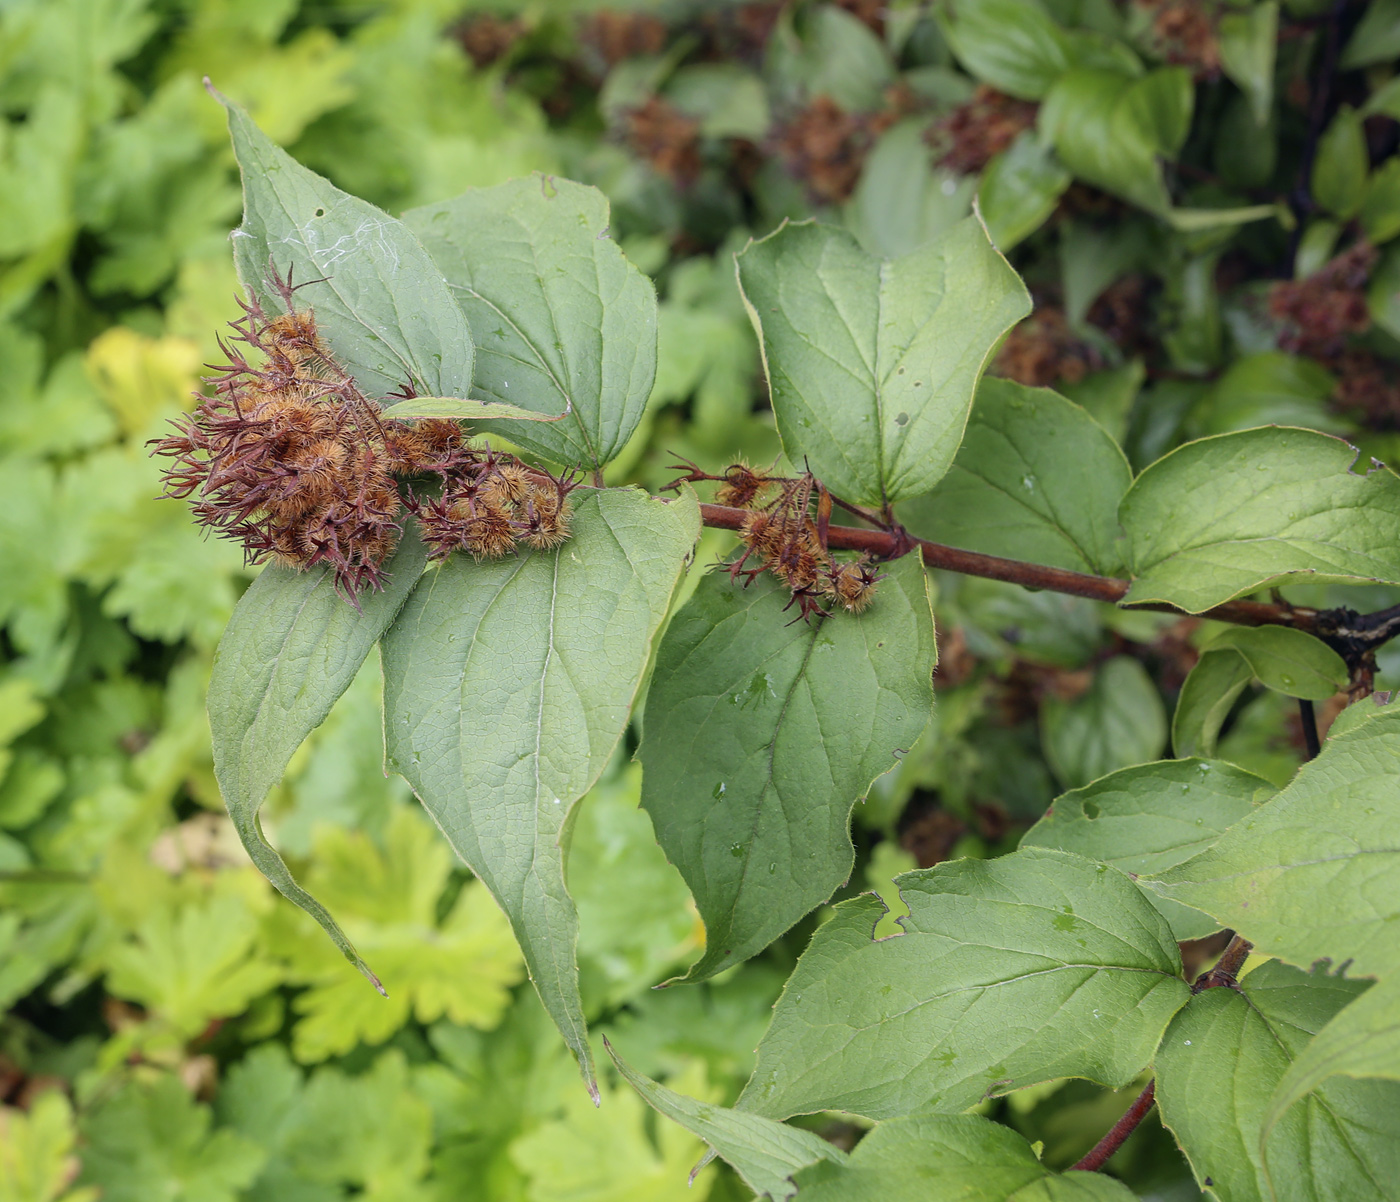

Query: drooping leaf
[[737, 847, 1189, 1121], [734, 216, 1030, 507], [380, 488, 700, 1093], [1022, 758, 1273, 939], [1311, 107, 1368, 221], [1120, 427, 1400, 612], [1264, 971, 1400, 1147], [403, 176, 657, 471], [214, 87, 474, 401], [900, 379, 1131, 576], [1155, 960, 1400, 1202], [1361, 157, 1400, 245], [1145, 705, 1400, 976], [208, 527, 430, 991], [1340, 0, 1400, 68], [606, 1040, 845, 1202], [640, 553, 935, 984], [789, 1112, 1137, 1201], [1040, 656, 1167, 788], [1171, 647, 1256, 758], [1205, 626, 1347, 700]]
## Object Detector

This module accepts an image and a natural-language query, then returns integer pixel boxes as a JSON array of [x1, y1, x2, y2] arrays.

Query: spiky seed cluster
[[725, 470, 880, 619], [150, 267, 575, 597], [411, 450, 578, 562], [714, 461, 772, 509]]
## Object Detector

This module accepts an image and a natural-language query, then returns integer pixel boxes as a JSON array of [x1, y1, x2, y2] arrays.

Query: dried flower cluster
[[1269, 241, 1376, 361], [707, 463, 881, 619], [151, 268, 575, 598], [1134, 0, 1220, 76], [929, 85, 1038, 176], [622, 95, 703, 186], [772, 88, 914, 205]]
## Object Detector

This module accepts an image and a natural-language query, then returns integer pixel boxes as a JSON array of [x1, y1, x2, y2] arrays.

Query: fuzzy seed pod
[[715, 462, 771, 509]]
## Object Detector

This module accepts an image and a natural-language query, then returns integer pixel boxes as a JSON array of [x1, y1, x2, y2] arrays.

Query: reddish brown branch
[[1071, 1081, 1157, 1172], [697, 503, 1319, 634]]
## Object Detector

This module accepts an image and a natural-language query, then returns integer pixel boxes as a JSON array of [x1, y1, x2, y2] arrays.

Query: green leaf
[[1145, 705, 1400, 976], [1341, 0, 1400, 69], [376, 395, 571, 423], [1040, 68, 1191, 213], [0, 1091, 97, 1202], [78, 1077, 265, 1202], [1041, 656, 1167, 789], [1120, 427, 1400, 612], [508, 1058, 720, 1202], [263, 809, 524, 1062], [1155, 960, 1400, 1202], [1219, 2, 1278, 126], [214, 87, 474, 401], [978, 133, 1072, 251], [1194, 352, 1340, 437], [1311, 107, 1369, 221], [208, 527, 430, 992], [737, 847, 1190, 1120], [380, 488, 700, 1093], [403, 176, 657, 472], [1361, 157, 1400, 245], [605, 1040, 845, 1202], [1205, 626, 1348, 700], [939, 0, 1073, 100], [789, 1112, 1137, 1201], [1172, 647, 1256, 757], [899, 379, 1132, 576], [640, 553, 935, 984], [103, 891, 284, 1039], [1264, 971, 1400, 1145], [1021, 758, 1273, 939], [735, 217, 1030, 507], [218, 1046, 435, 1201]]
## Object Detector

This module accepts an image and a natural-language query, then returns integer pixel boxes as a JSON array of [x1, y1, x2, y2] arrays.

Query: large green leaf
[[1155, 960, 1400, 1202], [1144, 705, 1400, 976], [737, 847, 1189, 1120], [789, 1113, 1136, 1201], [900, 379, 1131, 576], [606, 1040, 845, 1202], [1120, 428, 1400, 612], [208, 528, 430, 991], [1264, 971, 1400, 1147], [214, 88, 474, 401], [1021, 758, 1273, 939], [403, 176, 656, 471], [734, 217, 1030, 508], [379, 488, 700, 1093], [639, 554, 935, 984]]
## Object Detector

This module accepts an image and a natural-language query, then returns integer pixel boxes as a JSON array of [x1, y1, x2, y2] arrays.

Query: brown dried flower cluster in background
[[580, 9, 668, 70], [1269, 241, 1377, 362], [622, 95, 703, 185], [1134, 0, 1220, 76], [992, 306, 1105, 387], [151, 268, 575, 598], [929, 85, 1038, 176], [772, 88, 915, 205], [455, 12, 528, 68]]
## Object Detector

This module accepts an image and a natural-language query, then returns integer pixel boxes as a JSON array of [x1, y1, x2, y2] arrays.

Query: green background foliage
[[6, 0, 1400, 1199]]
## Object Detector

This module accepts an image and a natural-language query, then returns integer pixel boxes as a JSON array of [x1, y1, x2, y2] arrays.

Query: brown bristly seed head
[[821, 556, 880, 613], [715, 461, 771, 509]]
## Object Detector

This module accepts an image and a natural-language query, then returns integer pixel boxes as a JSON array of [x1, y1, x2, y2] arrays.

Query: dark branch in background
[[696, 503, 1400, 672], [1298, 699, 1322, 759], [1290, 0, 1351, 260]]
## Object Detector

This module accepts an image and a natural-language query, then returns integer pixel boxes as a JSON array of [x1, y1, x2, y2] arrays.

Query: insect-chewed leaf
[[380, 487, 699, 1095]]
